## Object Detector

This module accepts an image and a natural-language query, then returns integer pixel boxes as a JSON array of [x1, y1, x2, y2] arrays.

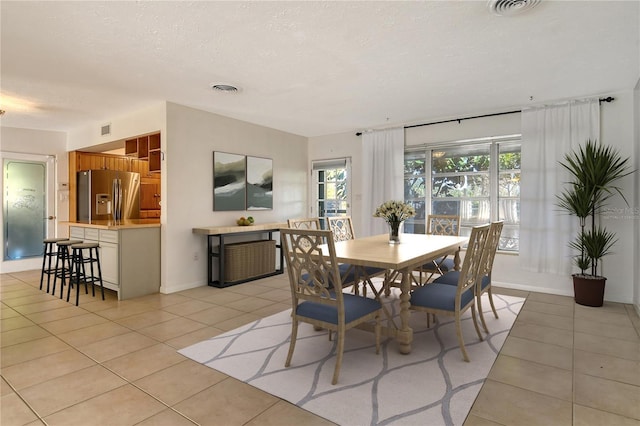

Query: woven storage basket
[[224, 240, 276, 282]]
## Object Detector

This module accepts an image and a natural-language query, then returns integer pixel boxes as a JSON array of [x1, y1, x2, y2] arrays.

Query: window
[[404, 137, 521, 251], [312, 158, 351, 230]]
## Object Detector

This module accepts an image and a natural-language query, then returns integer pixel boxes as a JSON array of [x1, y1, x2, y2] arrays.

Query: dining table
[[323, 232, 468, 354]]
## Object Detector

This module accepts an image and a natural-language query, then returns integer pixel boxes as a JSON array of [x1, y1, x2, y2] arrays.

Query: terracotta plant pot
[[573, 275, 606, 307]]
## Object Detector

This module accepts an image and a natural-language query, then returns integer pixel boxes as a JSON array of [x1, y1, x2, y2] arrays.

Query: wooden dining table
[[323, 233, 468, 354]]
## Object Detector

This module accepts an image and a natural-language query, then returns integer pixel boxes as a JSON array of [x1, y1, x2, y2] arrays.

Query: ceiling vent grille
[[101, 123, 111, 136], [211, 84, 239, 93], [488, 0, 541, 16]]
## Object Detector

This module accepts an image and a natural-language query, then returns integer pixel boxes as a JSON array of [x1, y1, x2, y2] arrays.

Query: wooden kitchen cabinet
[[68, 131, 161, 221], [140, 181, 161, 210], [148, 133, 161, 173], [74, 151, 131, 172]]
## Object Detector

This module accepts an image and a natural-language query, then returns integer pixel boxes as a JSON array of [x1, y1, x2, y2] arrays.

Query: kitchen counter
[[63, 219, 160, 230], [66, 222, 160, 300]]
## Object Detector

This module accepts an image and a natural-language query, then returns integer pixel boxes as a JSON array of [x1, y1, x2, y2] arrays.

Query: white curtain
[[361, 127, 405, 237], [519, 99, 600, 274]]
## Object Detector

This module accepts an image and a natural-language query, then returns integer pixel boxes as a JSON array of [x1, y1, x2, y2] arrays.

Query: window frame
[[404, 135, 521, 252]]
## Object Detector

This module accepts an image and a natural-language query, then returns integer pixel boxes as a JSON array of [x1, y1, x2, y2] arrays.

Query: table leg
[[397, 267, 413, 354]]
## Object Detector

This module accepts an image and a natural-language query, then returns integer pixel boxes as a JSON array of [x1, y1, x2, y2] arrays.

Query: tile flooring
[[1, 270, 639, 425]]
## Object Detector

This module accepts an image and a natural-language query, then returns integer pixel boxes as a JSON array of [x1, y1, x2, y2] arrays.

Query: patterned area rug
[[179, 286, 524, 426]]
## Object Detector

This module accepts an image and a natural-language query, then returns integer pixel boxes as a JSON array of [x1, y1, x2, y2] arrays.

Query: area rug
[[179, 286, 524, 426]]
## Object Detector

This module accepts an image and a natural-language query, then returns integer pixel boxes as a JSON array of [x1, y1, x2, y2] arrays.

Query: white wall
[[162, 102, 308, 294], [308, 132, 365, 234], [634, 78, 640, 313], [67, 102, 167, 151], [597, 90, 637, 303], [0, 126, 68, 272], [309, 91, 638, 303]]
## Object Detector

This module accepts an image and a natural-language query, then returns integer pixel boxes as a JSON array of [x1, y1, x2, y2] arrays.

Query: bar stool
[[40, 237, 69, 293], [52, 239, 83, 299], [68, 242, 104, 306]]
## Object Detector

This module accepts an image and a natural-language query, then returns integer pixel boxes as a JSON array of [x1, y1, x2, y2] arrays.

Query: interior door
[[1, 153, 55, 264]]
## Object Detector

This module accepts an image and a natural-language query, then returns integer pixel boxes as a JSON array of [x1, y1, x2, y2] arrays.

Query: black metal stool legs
[[40, 238, 68, 293], [68, 243, 104, 306], [92, 247, 105, 300], [52, 240, 82, 298]]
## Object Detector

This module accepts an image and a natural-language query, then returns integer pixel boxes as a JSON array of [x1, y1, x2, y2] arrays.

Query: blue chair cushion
[[433, 271, 490, 289], [296, 293, 381, 325], [339, 263, 357, 286], [421, 257, 454, 272], [409, 283, 475, 311]]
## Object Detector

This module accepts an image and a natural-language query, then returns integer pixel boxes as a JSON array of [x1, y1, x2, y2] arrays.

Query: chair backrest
[[326, 216, 355, 242], [455, 224, 491, 296], [427, 215, 461, 236], [281, 228, 344, 310], [478, 220, 504, 279], [287, 218, 323, 249], [287, 217, 322, 231]]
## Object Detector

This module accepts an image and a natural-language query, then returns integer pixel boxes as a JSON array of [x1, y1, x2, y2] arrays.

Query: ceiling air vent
[[101, 123, 111, 136], [211, 84, 239, 93], [488, 0, 541, 16]]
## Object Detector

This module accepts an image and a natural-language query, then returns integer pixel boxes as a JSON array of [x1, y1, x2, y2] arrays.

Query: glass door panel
[[3, 159, 47, 260]]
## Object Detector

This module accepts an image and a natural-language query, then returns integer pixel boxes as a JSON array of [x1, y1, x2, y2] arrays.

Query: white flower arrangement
[[373, 200, 416, 224]]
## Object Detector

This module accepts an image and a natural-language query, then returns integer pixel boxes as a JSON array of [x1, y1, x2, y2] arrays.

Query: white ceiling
[[1, 1, 638, 138]]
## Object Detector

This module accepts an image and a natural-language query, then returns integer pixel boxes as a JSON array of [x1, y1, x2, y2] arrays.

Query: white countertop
[[64, 220, 161, 230]]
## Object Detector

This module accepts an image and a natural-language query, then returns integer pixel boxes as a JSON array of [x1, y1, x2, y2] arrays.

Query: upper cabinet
[[125, 132, 161, 173], [148, 133, 161, 173]]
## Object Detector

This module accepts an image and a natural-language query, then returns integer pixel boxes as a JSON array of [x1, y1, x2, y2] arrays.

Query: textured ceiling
[[1, 1, 639, 137]]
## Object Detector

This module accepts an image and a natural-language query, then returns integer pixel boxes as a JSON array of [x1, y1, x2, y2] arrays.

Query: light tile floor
[[1, 270, 639, 426]]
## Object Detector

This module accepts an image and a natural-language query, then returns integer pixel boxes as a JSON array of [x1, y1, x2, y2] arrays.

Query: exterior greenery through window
[[404, 138, 521, 251], [313, 159, 349, 230]]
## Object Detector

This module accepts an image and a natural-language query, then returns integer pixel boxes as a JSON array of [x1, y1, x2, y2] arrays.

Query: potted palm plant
[[556, 139, 633, 306]]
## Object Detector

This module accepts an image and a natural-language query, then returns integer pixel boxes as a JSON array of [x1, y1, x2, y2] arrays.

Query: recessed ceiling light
[[211, 84, 239, 93], [488, 0, 541, 16]]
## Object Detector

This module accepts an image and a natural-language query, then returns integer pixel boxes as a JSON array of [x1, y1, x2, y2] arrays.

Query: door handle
[[45, 216, 56, 220]]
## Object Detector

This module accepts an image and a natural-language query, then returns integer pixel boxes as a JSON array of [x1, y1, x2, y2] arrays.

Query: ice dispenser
[[95, 193, 112, 215]]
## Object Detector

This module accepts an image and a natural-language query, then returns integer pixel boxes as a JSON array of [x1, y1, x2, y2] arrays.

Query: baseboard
[[492, 280, 573, 297]]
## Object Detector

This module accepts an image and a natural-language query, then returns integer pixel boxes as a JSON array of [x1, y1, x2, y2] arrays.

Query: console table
[[192, 223, 287, 288]]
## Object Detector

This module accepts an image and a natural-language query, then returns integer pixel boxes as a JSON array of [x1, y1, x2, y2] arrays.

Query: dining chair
[[287, 217, 322, 232], [281, 228, 382, 385], [435, 221, 503, 333], [287, 217, 361, 294], [326, 216, 387, 296], [415, 214, 461, 284], [409, 223, 490, 362]]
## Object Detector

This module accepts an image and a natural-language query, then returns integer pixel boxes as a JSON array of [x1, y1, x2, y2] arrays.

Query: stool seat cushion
[[71, 242, 99, 249], [44, 238, 69, 243], [57, 240, 83, 246]]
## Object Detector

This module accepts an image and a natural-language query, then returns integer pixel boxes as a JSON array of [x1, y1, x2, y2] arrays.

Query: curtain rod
[[355, 96, 615, 136]]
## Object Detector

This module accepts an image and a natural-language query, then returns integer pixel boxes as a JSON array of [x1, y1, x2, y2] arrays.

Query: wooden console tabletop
[[192, 222, 288, 235], [193, 222, 287, 287]]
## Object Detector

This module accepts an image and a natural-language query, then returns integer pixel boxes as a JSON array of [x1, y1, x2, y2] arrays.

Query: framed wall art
[[213, 152, 246, 211], [246, 156, 273, 210]]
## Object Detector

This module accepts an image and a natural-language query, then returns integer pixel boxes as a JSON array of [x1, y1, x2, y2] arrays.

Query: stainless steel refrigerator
[[77, 170, 140, 222]]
